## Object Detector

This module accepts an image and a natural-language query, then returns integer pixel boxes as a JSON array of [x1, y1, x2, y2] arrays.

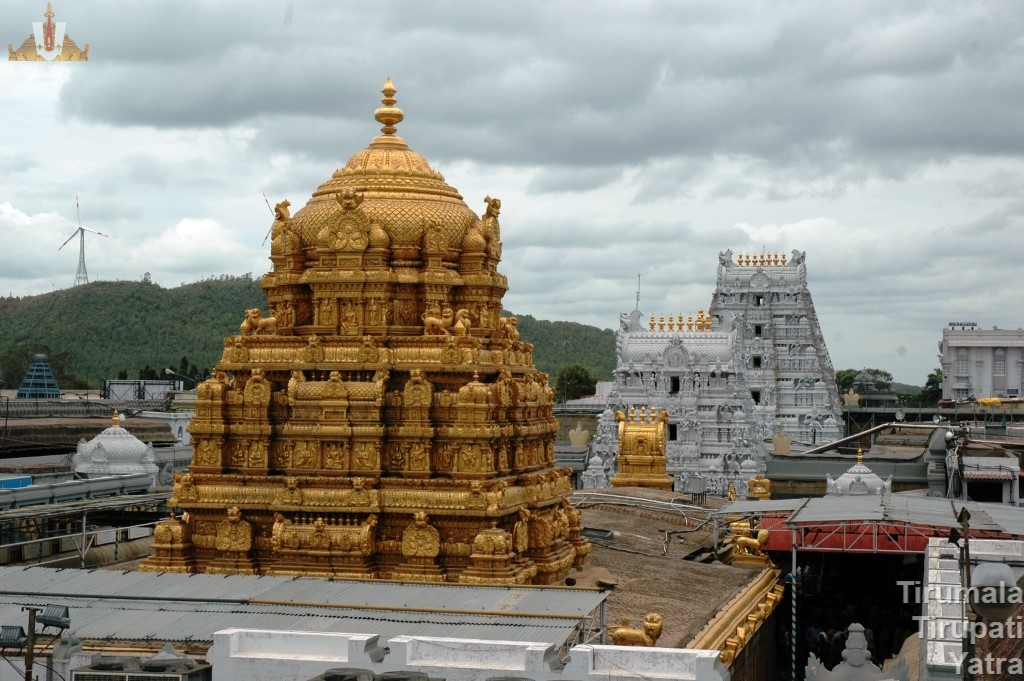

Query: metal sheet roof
[[719, 494, 1024, 535], [0, 567, 605, 646]]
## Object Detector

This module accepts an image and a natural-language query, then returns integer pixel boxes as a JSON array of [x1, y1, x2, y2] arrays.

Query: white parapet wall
[[209, 629, 730, 681]]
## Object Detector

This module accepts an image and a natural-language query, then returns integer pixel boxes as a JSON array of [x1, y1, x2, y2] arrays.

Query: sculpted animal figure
[[610, 613, 663, 647], [735, 529, 770, 556], [498, 316, 519, 340], [240, 308, 278, 336], [452, 308, 472, 336], [421, 307, 454, 335]]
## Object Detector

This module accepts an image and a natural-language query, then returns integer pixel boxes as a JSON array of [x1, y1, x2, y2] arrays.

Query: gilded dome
[[291, 79, 478, 260]]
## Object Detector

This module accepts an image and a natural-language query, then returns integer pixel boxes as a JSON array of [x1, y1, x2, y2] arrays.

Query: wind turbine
[[58, 196, 108, 286]]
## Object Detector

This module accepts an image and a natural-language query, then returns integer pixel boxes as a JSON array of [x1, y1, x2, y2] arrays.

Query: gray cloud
[[3, 0, 1024, 383]]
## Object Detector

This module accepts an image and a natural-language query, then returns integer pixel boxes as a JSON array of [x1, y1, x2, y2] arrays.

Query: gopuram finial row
[[735, 250, 787, 267], [648, 310, 713, 332]]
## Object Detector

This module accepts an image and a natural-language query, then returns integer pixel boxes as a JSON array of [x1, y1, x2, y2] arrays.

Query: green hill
[[0, 276, 266, 388], [508, 314, 616, 382], [0, 278, 617, 389]]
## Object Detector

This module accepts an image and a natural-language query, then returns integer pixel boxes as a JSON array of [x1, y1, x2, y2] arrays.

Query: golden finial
[[45, 3, 54, 19], [667, 314, 675, 331], [111, 410, 120, 428], [658, 314, 665, 332], [687, 314, 693, 331], [373, 77, 405, 138], [649, 313, 655, 331], [856, 447, 864, 466]]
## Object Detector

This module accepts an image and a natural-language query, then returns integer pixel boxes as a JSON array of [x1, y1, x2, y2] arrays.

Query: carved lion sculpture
[[421, 307, 454, 335], [452, 308, 472, 336], [240, 308, 278, 336], [610, 613, 663, 647], [498, 316, 519, 340], [735, 529, 770, 556]]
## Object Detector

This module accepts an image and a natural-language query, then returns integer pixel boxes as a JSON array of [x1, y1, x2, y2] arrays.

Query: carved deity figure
[[274, 477, 303, 505], [215, 507, 253, 552], [401, 511, 441, 558]]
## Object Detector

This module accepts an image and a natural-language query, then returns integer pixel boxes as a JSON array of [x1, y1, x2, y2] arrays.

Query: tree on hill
[[835, 368, 894, 393], [506, 313, 615, 382], [554, 363, 597, 403], [910, 368, 943, 407], [0, 276, 265, 388]]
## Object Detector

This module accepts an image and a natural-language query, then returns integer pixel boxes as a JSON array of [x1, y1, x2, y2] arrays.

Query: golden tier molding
[[142, 79, 589, 584]]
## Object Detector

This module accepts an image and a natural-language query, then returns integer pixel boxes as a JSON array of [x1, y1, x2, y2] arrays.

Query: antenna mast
[[635, 272, 641, 310]]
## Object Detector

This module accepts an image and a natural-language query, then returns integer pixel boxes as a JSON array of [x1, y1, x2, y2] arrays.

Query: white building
[[594, 250, 842, 495], [938, 323, 1024, 400]]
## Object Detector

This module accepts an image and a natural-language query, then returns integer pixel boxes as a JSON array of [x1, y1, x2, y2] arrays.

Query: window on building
[[956, 359, 968, 376], [751, 390, 761, 405], [670, 376, 680, 394], [755, 295, 764, 307], [752, 355, 762, 369], [994, 350, 1006, 376], [954, 388, 969, 399], [754, 324, 762, 338], [668, 423, 677, 441]]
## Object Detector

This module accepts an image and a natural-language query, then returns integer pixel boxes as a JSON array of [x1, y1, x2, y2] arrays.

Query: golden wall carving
[[143, 79, 588, 584]]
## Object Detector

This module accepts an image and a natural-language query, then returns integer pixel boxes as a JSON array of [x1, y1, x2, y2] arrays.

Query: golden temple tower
[[143, 79, 589, 584]]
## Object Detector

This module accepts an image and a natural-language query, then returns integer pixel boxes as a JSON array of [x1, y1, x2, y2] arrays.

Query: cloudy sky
[[2, 1, 1022, 384]]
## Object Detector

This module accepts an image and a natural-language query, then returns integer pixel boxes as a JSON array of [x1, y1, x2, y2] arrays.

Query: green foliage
[[507, 313, 615, 382], [835, 367, 893, 393], [835, 369, 858, 394], [917, 368, 943, 407], [554, 363, 598, 402], [0, 275, 265, 388]]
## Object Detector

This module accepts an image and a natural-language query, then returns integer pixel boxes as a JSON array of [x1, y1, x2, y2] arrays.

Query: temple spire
[[373, 77, 405, 140]]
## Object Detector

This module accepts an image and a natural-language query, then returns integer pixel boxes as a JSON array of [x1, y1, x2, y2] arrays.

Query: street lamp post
[[164, 368, 194, 389]]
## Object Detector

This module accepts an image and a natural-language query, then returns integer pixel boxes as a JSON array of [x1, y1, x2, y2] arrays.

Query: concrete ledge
[[210, 629, 733, 681]]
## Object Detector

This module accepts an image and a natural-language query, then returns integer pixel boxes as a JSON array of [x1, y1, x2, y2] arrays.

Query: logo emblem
[[32, 3, 66, 60]]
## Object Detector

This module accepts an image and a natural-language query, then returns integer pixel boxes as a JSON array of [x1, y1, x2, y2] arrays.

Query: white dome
[[74, 412, 158, 480], [825, 449, 891, 496]]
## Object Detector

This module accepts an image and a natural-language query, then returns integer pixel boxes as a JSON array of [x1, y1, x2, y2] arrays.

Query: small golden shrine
[[610, 407, 673, 490], [747, 472, 771, 501], [142, 79, 589, 584]]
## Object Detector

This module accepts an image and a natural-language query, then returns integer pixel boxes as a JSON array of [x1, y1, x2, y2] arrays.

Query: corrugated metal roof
[[790, 496, 886, 524], [0, 566, 606, 646], [718, 494, 1024, 535]]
